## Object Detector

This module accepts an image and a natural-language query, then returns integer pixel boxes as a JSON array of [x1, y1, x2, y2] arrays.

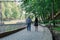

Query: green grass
[[53, 27, 60, 31]]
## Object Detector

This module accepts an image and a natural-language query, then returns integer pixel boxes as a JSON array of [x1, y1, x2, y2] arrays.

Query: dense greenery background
[[2, 2, 25, 20], [1, 0, 60, 24], [21, 0, 60, 24]]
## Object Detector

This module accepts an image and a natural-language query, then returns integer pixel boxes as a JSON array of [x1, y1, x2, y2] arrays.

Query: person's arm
[[31, 19, 32, 23]]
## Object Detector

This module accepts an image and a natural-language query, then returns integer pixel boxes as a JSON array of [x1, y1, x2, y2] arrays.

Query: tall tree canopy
[[21, 0, 60, 23]]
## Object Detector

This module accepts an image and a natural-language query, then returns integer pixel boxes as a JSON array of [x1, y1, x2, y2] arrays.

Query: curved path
[[0, 25, 52, 40]]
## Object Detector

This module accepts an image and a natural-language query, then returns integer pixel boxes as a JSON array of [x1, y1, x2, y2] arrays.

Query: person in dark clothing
[[34, 17, 38, 31]]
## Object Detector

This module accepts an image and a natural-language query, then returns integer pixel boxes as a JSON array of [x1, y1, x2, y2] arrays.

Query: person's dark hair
[[35, 17, 38, 20], [28, 16, 30, 18]]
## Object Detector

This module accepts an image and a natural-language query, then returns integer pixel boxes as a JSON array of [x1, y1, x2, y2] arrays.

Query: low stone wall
[[0, 23, 26, 33], [0, 27, 26, 38]]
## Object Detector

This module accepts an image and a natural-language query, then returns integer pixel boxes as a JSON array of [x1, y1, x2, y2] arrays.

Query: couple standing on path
[[26, 16, 38, 31]]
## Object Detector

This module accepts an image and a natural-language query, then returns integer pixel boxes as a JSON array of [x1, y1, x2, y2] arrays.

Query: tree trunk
[[52, 0, 55, 27], [0, 2, 3, 25]]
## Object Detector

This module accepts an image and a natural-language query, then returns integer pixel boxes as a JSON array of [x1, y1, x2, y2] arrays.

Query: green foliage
[[53, 27, 60, 31], [21, 0, 60, 23], [2, 2, 22, 20]]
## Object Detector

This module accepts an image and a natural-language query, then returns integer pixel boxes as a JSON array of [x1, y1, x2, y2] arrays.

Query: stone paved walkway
[[0, 25, 52, 40]]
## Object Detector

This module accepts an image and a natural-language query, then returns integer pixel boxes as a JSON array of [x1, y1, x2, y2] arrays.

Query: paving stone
[[0, 25, 52, 40]]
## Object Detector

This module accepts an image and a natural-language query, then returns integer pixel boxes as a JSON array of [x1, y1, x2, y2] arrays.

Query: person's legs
[[27, 24, 31, 31], [36, 26, 38, 31], [35, 26, 38, 31], [28, 24, 31, 31]]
